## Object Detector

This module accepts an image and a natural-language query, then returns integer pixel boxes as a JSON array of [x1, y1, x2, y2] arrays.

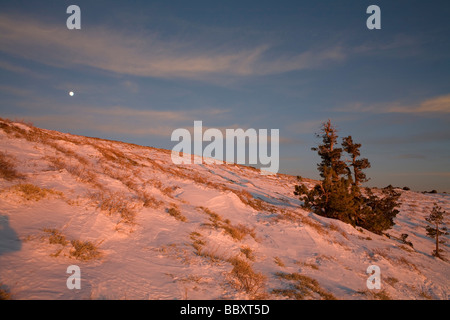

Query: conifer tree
[[361, 186, 400, 234], [294, 120, 400, 234], [425, 204, 448, 259], [312, 120, 347, 179], [342, 136, 371, 187]]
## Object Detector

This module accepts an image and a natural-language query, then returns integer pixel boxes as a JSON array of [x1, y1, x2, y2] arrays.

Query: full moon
[[69, 91, 74, 96]]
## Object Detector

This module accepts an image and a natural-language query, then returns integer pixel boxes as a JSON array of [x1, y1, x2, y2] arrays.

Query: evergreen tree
[[361, 186, 400, 234], [425, 204, 448, 259], [294, 120, 400, 235], [312, 120, 347, 179], [342, 136, 371, 187]]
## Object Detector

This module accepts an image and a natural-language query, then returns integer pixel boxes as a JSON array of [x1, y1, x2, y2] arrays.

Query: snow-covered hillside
[[0, 119, 448, 300]]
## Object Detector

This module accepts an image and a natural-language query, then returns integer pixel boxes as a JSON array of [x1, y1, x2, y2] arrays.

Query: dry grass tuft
[[70, 240, 102, 261], [41, 228, 103, 261], [295, 260, 320, 270], [11, 183, 62, 201], [228, 256, 266, 295], [274, 256, 286, 267], [199, 206, 256, 241], [0, 151, 22, 181], [94, 144, 139, 168], [385, 276, 399, 287], [231, 189, 274, 212], [140, 191, 163, 208], [189, 231, 228, 262], [240, 246, 256, 261], [43, 228, 69, 246], [166, 204, 187, 222], [275, 209, 329, 235], [158, 243, 193, 265], [273, 272, 336, 300], [46, 156, 102, 189], [90, 192, 138, 225]]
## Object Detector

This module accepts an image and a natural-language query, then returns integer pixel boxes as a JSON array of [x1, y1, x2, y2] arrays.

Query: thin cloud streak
[[337, 94, 450, 114], [390, 172, 450, 177], [0, 14, 347, 80]]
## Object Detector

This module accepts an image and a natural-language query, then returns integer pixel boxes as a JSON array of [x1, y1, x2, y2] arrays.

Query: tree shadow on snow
[[0, 215, 22, 256]]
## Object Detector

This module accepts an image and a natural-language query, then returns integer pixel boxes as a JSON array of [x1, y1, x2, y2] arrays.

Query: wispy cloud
[[0, 85, 35, 97], [390, 172, 450, 177], [0, 59, 47, 78], [0, 14, 347, 80], [366, 130, 450, 145], [337, 94, 450, 114]]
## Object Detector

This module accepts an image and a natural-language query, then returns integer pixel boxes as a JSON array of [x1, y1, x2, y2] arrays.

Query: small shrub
[[228, 256, 266, 295], [70, 240, 102, 261]]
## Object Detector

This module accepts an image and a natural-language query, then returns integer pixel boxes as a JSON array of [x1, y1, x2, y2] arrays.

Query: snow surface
[[0, 120, 448, 300]]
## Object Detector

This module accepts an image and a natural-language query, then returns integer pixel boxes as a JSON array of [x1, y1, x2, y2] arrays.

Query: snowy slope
[[0, 119, 448, 300]]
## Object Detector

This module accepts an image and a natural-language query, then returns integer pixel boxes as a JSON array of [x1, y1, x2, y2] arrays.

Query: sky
[[0, 0, 449, 192]]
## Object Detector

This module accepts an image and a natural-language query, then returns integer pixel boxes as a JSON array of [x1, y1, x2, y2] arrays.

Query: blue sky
[[0, 0, 449, 192]]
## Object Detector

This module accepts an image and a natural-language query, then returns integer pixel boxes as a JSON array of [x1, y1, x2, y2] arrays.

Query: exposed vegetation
[[272, 272, 336, 300], [240, 246, 256, 261], [274, 256, 286, 267], [0, 151, 22, 181], [228, 256, 266, 296], [294, 120, 401, 235], [43, 228, 69, 246], [70, 240, 102, 261], [189, 231, 228, 263], [0, 284, 12, 300], [167, 205, 187, 222], [11, 183, 62, 201], [199, 206, 256, 241], [90, 191, 137, 225], [42, 228, 102, 261], [425, 203, 448, 259]]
